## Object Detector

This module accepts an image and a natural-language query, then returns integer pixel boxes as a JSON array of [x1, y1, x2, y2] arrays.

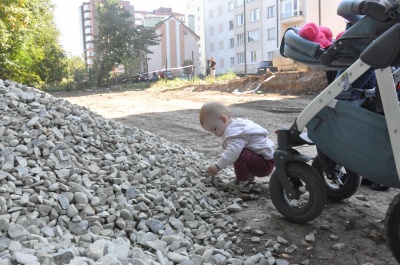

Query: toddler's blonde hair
[[199, 101, 231, 128]]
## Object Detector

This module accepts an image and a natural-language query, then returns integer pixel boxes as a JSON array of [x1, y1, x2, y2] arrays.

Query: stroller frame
[[275, 60, 400, 184], [271, 0, 400, 262], [274, 0, 400, 200]]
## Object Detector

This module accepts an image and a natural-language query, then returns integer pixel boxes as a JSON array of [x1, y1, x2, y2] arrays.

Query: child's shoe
[[219, 180, 251, 193], [248, 176, 256, 184], [234, 182, 252, 193]]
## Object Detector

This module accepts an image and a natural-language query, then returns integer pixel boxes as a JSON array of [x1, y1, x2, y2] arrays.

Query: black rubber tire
[[385, 192, 400, 264], [269, 162, 327, 223], [312, 155, 361, 201]]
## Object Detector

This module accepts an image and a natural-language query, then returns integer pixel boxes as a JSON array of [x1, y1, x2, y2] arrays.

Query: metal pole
[[192, 51, 194, 82], [165, 58, 168, 84], [276, 0, 279, 48], [318, 0, 321, 25], [146, 53, 148, 78], [244, 0, 247, 76]]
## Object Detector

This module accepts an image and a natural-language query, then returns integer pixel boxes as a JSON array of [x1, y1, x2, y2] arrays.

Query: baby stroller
[[270, 0, 400, 262]]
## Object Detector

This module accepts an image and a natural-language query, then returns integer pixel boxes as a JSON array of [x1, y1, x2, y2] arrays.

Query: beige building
[[147, 16, 200, 77], [133, 7, 185, 27], [275, 0, 345, 70]]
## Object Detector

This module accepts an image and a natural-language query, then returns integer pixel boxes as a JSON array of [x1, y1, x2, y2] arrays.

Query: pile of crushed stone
[[0, 79, 296, 265]]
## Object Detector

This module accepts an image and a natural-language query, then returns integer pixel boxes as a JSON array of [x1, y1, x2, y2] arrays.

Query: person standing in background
[[206, 59, 211, 76], [210, 57, 216, 78]]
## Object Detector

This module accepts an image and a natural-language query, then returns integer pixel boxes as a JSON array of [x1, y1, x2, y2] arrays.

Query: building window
[[210, 26, 214, 36], [237, 52, 245, 64], [249, 9, 259, 22], [237, 13, 244, 26], [228, 1, 234, 11], [237, 0, 244, 7], [267, 6, 276, 17], [210, 43, 215, 52], [248, 29, 259, 42], [219, 23, 224, 33], [250, 51, 257, 62], [219, 40, 224, 50], [209, 10, 214, 19], [229, 20, 234, 30], [237, 33, 244, 45], [230, 57, 235, 66], [267, 28, 276, 40], [281, 0, 303, 19], [229, 38, 234, 48], [218, 6, 223, 15], [268, 51, 274, 60]]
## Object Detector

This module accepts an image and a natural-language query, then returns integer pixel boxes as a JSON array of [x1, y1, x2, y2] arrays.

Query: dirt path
[[55, 87, 399, 265]]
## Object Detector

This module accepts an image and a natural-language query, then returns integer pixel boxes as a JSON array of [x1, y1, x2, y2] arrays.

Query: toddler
[[199, 101, 275, 187]]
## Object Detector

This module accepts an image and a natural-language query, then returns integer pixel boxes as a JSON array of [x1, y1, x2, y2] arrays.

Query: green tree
[[65, 55, 87, 82], [92, 0, 159, 87], [0, 0, 67, 86]]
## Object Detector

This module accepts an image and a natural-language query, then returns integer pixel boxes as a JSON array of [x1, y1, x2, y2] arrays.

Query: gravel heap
[[0, 79, 292, 265]]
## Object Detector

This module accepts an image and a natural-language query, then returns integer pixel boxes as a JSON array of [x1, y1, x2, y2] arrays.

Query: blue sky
[[52, 0, 186, 56]]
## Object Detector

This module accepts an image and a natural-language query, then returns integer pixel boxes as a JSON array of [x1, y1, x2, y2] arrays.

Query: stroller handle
[[337, 0, 365, 25]]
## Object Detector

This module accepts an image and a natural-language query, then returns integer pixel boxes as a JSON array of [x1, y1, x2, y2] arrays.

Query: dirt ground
[[55, 71, 399, 265]]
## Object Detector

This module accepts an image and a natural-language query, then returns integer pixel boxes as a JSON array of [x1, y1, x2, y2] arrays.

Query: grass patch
[[147, 71, 239, 90], [42, 71, 241, 93]]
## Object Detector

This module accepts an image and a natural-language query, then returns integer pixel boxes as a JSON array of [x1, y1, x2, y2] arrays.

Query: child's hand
[[207, 164, 220, 176]]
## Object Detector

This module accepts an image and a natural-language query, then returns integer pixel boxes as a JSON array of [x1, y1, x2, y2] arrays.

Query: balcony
[[280, 10, 304, 24]]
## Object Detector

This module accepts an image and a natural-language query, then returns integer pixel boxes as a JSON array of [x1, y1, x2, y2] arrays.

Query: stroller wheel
[[385, 192, 400, 263], [312, 155, 361, 201], [269, 162, 327, 223]]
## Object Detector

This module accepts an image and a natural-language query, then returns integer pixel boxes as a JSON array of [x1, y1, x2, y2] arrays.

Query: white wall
[[204, 0, 235, 75]]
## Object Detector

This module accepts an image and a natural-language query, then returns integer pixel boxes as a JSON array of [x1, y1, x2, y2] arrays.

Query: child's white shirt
[[216, 118, 274, 169]]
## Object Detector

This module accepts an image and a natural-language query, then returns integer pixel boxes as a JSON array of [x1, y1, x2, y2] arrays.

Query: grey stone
[[7, 224, 29, 240], [13, 252, 40, 265], [146, 218, 164, 233], [52, 249, 75, 265]]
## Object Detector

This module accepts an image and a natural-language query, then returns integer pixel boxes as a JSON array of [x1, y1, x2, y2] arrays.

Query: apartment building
[[202, 0, 345, 75], [184, 0, 206, 75], [79, 0, 133, 68]]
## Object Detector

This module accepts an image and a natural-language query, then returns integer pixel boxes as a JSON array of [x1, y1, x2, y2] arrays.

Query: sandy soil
[[54, 73, 399, 265]]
